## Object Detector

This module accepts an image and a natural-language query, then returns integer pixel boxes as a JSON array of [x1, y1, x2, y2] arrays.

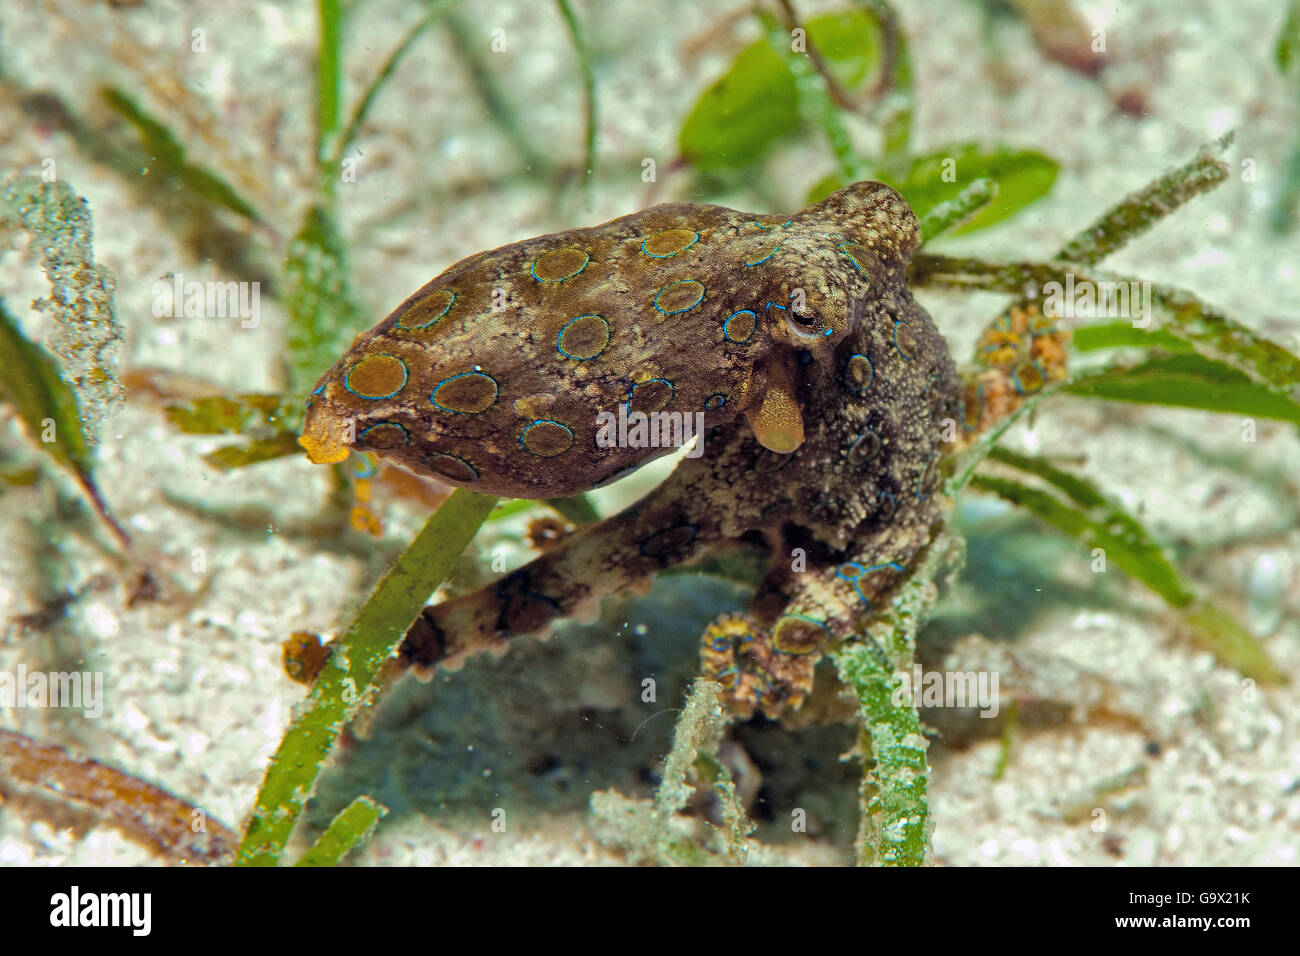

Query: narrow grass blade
[[973, 452, 1283, 682], [316, 0, 343, 173], [1067, 353, 1300, 428], [102, 87, 264, 223], [1070, 322, 1192, 353], [236, 488, 498, 865], [294, 796, 386, 867], [556, 0, 598, 191], [328, 0, 457, 171], [0, 301, 127, 545], [908, 255, 1300, 411]]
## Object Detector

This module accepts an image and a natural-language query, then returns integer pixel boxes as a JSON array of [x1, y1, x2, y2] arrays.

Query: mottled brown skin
[[301, 182, 963, 717]]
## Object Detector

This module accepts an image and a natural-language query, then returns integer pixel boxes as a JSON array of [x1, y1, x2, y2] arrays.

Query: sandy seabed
[[0, 0, 1296, 866]]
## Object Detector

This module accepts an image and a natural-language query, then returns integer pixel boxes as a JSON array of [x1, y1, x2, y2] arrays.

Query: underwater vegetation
[[0, 0, 1297, 867]]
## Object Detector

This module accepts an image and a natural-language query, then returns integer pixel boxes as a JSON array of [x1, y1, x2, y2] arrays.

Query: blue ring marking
[[781, 219, 793, 228], [519, 419, 575, 456], [772, 614, 831, 655], [783, 613, 830, 631], [627, 377, 675, 411], [713, 665, 739, 685], [429, 371, 499, 413], [640, 230, 699, 258], [835, 562, 869, 605], [351, 452, 378, 479], [866, 562, 905, 573], [1011, 360, 1047, 395], [846, 427, 883, 465], [836, 561, 905, 605], [358, 421, 410, 446], [723, 309, 757, 344], [844, 353, 875, 394], [396, 290, 455, 330], [529, 249, 589, 282], [753, 220, 771, 230], [652, 279, 705, 315], [306, 381, 326, 408], [710, 635, 732, 652], [1028, 314, 1058, 337], [424, 452, 480, 482], [893, 319, 914, 360], [838, 241, 867, 273], [344, 354, 408, 400], [556, 313, 611, 361], [704, 393, 727, 410], [743, 244, 779, 267], [824, 328, 834, 336]]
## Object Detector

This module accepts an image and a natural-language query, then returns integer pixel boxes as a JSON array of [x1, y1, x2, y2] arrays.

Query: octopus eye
[[783, 311, 828, 344]]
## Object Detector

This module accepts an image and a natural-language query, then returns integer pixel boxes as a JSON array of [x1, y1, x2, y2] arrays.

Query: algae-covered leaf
[[887, 145, 1059, 234], [1066, 353, 1300, 428], [973, 451, 1282, 682], [102, 87, 263, 224], [679, 41, 800, 170], [294, 796, 386, 867], [0, 177, 125, 436], [284, 204, 365, 396], [237, 488, 498, 866], [917, 178, 998, 243], [910, 254, 1300, 408], [1143, 285, 1300, 404]]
